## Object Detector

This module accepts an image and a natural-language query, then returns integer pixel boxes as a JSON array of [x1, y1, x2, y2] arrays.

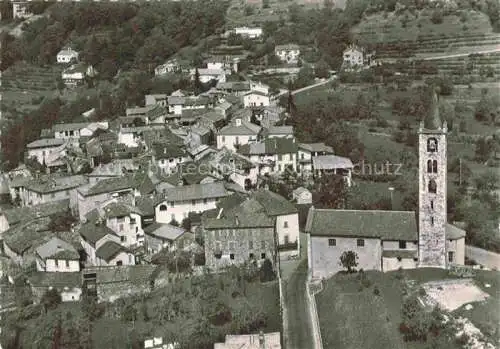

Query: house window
[[65, 260, 70, 268], [399, 241, 407, 249], [357, 239, 365, 247], [261, 253, 266, 259], [427, 160, 433, 173], [283, 221, 288, 228], [284, 235, 289, 244], [159, 204, 167, 211], [249, 253, 254, 259], [203, 199, 207, 204], [116, 261, 123, 266], [448, 251, 454, 263], [328, 239, 336, 246], [432, 160, 438, 173], [431, 217, 434, 226], [230, 253, 235, 260], [278, 154, 282, 161], [430, 200, 434, 209], [192, 200, 196, 206], [55, 259, 59, 267], [428, 180, 437, 193], [121, 236, 126, 242]]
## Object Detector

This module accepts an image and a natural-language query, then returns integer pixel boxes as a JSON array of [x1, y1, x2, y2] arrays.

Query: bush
[[430, 10, 444, 24]]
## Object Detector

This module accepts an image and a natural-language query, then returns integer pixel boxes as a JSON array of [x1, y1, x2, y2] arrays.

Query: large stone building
[[307, 90, 466, 279]]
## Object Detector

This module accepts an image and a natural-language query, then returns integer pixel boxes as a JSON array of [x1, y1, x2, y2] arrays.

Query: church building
[[307, 90, 466, 280]]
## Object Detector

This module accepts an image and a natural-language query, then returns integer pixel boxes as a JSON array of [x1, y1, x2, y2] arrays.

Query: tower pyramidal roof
[[423, 89, 443, 130]]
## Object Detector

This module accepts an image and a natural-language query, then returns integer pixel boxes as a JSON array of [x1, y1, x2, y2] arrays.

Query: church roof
[[305, 208, 418, 241], [423, 90, 443, 130]]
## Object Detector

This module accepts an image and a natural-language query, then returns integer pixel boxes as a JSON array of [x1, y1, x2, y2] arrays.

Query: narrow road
[[282, 260, 315, 349], [275, 77, 336, 98], [415, 47, 500, 61]]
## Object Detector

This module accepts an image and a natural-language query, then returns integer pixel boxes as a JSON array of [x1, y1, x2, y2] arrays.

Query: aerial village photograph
[[0, 0, 498, 348]]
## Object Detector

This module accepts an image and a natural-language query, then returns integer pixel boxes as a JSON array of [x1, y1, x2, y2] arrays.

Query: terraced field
[[2, 62, 64, 91]]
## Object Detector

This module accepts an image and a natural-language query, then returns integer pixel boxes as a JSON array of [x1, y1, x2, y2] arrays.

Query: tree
[[41, 288, 62, 312], [259, 259, 276, 282], [295, 64, 315, 88], [48, 210, 77, 232], [314, 59, 330, 79], [339, 250, 358, 273], [313, 174, 348, 209]]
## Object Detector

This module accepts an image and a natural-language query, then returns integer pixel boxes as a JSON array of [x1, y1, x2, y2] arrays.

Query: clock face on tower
[[427, 138, 437, 152]]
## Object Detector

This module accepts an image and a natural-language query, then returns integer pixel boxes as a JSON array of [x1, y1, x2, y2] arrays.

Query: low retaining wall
[[306, 274, 323, 349], [465, 245, 500, 270]]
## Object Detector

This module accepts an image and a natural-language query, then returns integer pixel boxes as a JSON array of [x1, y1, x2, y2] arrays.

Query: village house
[[203, 197, 276, 270], [56, 47, 79, 64], [145, 94, 168, 108], [76, 173, 154, 220], [12, 0, 32, 19], [306, 208, 466, 279], [86, 159, 139, 185], [252, 189, 300, 251], [297, 142, 334, 174], [19, 174, 88, 208], [243, 90, 270, 108], [155, 182, 228, 224], [233, 26, 263, 39], [154, 59, 183, 76], [53, 122, 108, 142], [274, 44, 301, 64], [216, 81, 251, 96], [79, 222, 135, 267], [206, 148, 259, 190], [216, 117, 261, 151], [101, 201, 145, 247], [117, 125, 165, 148], [167, 94, 212, 116], [190, 68, 227, 84], [28, 272, 82, 303], [197, 110, 228, 132], [61, 63, 97, 87], [342, 44, 376, 70], [26, 138, 67, 165], [206, 56, 240, 73], [238, 137, 298, 176], [144, 223, 194, 255], [152, 142, 190, 175], [262, 126, 294, 139], [214, 331, 281, 349], [214, 100, 234, 118], [144, 337, 180, 349], [312, 155, 354, 187], [292, 187, 312, 205], [35, 237, 80, 272]]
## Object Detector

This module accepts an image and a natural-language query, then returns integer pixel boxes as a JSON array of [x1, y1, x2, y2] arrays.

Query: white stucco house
[[243, 90, 270, 108], [233, 26, 263, 39], [35, 237, 80, 273], [342, 44, 376, 70], [216, 117, 261, 152], [61, 63, 97, 87], [26, 138, 67, 165], [56, 48, 79, 64], [274, 44, 300, 64], [238, 137, 298, 175], [190, 68, 227, 84], [155, 182, 228, 224]]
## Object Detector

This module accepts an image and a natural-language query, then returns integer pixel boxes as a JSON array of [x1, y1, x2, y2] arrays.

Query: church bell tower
[[418, 90, 447, 268]]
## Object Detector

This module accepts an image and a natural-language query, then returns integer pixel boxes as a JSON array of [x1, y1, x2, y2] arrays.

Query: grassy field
[[316, 268, 500, 349], [353, 10, 493, 47]]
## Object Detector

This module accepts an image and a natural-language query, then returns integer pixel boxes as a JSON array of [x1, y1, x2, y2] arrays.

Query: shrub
[[431, 10, 444, 24]]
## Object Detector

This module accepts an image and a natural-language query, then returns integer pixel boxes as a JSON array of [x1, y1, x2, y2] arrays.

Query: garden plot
[[421, 279, 490, 311]]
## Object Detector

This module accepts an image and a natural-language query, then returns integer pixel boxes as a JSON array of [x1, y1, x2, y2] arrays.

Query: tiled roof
[[306, 208, 418, 241], [1, 199, 69, 226], [24, 175, 87, 194], [162, 182, 227, 203], [144, 223, 186, 241], [252, 189, 297, 216], [103, 202, 142, 219], [96, 241, 126, 262], [267, 126, 294, 135], [216, 192, 247, 211], [79, 222, 117, 245], [239, 138, 298, 156], [135, 195, 164, 217], [88, 159, 138, 177], [153, 143, 186, 160], [126, 105, 155, 116], [27, 138, 65, 149], [218, 120, 261, 136], [446, 223, 466, 240], [275, 43, 300, 51], [298, 142, 334, 153], [35, 237, 79, 260], [92, 265, 157, 285], [3, 217, 52, 254], [204, 197, 274, 229], [79, 173, 153, 196], [167, 96, 185, 105], [28, 272, 81, 288], [312, 155, 353, 170]]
